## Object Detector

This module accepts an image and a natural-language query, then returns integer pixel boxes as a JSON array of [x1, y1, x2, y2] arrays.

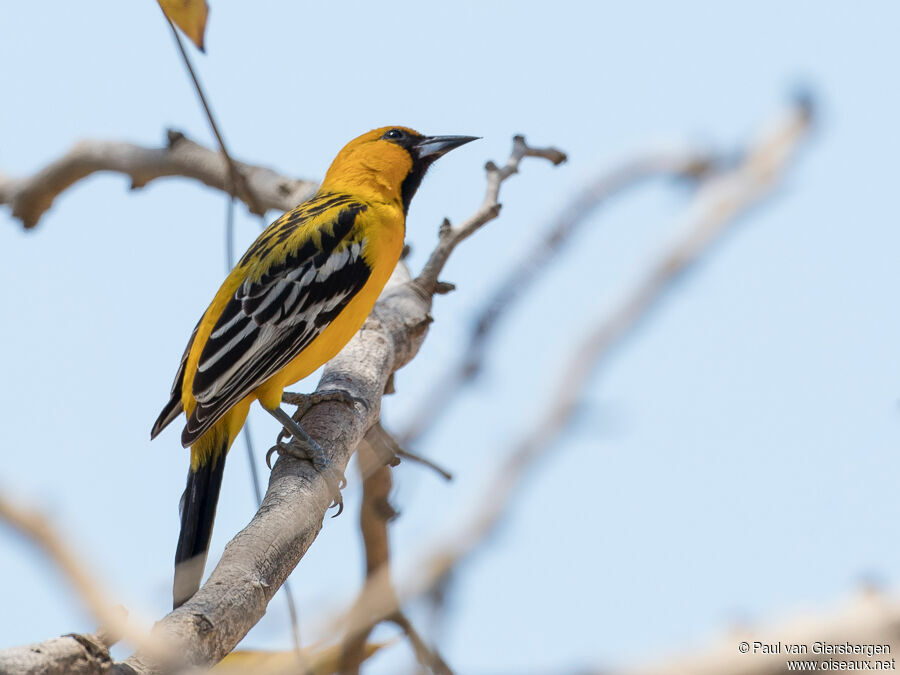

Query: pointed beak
[[414, 135, 480, 160]]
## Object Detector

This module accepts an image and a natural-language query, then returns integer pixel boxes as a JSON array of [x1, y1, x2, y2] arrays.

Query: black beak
[[414, 135, 479, 160]]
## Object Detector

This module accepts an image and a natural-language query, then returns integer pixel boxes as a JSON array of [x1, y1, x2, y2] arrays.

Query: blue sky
[[1, 2, 899, 672]]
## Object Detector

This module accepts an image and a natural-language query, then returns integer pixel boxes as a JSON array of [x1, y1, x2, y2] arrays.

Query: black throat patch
[[399, 159, 432, 215], [384, 130, 431, 215]]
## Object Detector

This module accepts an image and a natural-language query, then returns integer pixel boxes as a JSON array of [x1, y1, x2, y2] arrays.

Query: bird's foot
[[265, 406, 346, 515], [266, 438, 345, 515], [266, 438, 347, 517], [281, 388, 368, 423]]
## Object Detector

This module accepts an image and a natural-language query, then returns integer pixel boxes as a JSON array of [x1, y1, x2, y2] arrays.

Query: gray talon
[[265, 406, 345, 514], [282, 389, 368, 419], [266, 438, 344, 513]]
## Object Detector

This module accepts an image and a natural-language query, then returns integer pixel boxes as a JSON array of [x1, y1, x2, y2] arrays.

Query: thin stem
[[163, 7, 303, 656], [225, 194, 236, 281], [161, 10, 263, 214]]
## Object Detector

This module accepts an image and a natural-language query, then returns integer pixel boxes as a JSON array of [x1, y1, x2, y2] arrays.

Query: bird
[[151, 127, 477, 608]]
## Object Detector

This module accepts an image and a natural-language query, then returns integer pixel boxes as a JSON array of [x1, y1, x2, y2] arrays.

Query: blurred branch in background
[[338, 425, 451, 675], [212, 642, 390, 675], [0, 130, 317, 229], [0, 493, 172, 674], [616, 587, 900, 675], [399, 144, 718, 447], [327, 94, 814, 653]]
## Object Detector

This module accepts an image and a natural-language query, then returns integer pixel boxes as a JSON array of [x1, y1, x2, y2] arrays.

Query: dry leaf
[[158, 0, 209, 52]]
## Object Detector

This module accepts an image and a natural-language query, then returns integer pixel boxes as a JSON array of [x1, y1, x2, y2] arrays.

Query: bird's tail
[[173, 433, 229, 609]]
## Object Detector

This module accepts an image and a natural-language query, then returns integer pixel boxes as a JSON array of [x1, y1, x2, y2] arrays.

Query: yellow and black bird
[[151, 127, 476, 608]]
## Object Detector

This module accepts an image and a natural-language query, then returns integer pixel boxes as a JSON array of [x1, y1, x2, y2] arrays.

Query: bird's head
[[321, 126, 478, 213]]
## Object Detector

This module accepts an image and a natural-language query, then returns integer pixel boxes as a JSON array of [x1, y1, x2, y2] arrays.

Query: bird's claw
[[322, 466, 346, 516], [265, 438, 345, 515], [265, 443, 279, 470], [282, 388, 368, 422]]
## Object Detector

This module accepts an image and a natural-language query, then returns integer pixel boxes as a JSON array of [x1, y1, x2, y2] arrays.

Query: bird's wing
[[182, 200, 372, 445], [150, 320, 200, 439]]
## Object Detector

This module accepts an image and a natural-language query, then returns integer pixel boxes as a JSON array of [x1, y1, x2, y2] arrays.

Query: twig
[[400, 145, 717, 446], [0, 131, 317, 228], [394, 448, 453, 482], [414, 135, 566, 297], [325, 94, 814, 646], [368, 421, 453, 481], [389, 613, 452, 675]]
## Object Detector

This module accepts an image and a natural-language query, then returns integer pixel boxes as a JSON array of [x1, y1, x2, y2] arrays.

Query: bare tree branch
[[0, 634, 113, 675], [414, 135, 566, 296], [325, 94, 814, 647], [0, 130, 317, 229], [420, 94, 814, 595]]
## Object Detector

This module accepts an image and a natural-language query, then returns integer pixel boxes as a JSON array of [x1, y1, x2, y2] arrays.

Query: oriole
[[151, 127, 476, 608]]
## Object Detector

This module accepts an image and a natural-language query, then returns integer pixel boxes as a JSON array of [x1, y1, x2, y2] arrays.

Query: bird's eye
[[383, 129, 405, 141]]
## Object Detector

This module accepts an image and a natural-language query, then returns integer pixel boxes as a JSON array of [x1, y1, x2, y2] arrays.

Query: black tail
[[173, 451, 227, 609]]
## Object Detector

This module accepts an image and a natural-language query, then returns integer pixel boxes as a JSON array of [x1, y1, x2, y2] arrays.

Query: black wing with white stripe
[[150, 320, 199, 439], [182, 202, 371, 446]]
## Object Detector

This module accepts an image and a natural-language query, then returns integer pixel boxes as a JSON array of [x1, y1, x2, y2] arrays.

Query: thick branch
[[0, 130, 317, 229], [0, 635, 113, 675]]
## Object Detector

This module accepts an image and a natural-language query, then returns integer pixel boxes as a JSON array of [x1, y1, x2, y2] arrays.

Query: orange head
[[320, 126, 478, 213]]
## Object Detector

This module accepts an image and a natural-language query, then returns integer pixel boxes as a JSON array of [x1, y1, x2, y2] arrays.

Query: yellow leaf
[[158, 0, 209, 52]]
